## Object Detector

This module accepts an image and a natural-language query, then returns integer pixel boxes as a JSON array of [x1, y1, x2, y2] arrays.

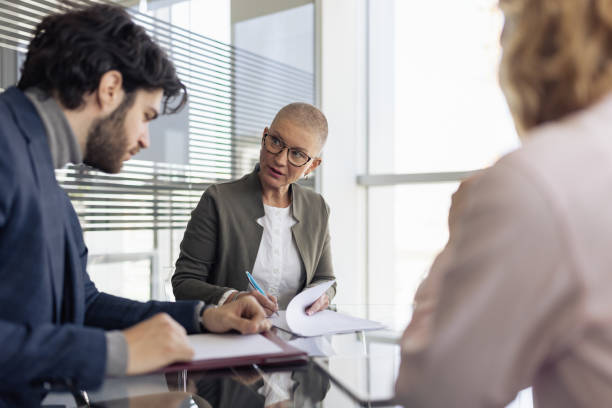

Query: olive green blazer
[[172, 167, 336, 305]]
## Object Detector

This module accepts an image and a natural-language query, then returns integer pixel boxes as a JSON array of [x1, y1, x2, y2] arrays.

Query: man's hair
[[17, 3, 187, 114], [271, 102, 328, 148], [499, 0, 612, 133]]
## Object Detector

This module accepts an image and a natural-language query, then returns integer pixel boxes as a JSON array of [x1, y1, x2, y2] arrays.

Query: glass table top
[[42, 329, 403, 408]]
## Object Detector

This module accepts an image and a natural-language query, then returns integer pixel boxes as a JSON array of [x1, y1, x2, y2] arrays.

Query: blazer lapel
[[242, 169, 265, 274], [290, 184, 314, 282], [10, 88, 65, 320], [63, 211, 85, 323]]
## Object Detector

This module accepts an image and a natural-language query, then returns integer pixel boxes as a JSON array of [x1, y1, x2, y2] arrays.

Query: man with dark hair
[[0, 4, 270, 406]]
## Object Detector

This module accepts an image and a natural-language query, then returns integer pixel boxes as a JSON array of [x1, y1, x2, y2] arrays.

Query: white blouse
[[218, 203, 305, 308], [251, 204, 304, 309]]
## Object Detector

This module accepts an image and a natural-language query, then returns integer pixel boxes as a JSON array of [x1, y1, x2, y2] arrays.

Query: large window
[[363, 1, 527, 405], [391, 0, 517, 173], [364, 0, 519, 328]]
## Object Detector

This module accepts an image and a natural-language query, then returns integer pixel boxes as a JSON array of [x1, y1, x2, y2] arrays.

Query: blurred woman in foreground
[[395, 1, 612, 406]]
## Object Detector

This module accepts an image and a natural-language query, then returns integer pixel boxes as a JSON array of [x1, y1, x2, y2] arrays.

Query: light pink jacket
[[395, 93, 612, 407]]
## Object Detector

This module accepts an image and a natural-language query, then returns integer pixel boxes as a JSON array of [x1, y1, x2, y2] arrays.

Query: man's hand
[[123, 313, 194, 375], [234, 290, 279, 316], [202, 295, 272, 334], [305, 293, 329, 316]]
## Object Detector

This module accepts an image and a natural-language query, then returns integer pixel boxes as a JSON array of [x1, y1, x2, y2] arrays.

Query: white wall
[[317, 0, 368, 309], [366, 0, 397, 312]]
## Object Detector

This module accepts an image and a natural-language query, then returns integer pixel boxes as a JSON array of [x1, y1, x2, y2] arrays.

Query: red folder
[[160, 331, 308, 373]]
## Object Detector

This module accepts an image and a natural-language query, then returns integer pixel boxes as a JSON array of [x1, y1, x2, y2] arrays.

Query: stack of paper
[[159, 332, 308, 372], [188, 333, 282, 360], [270, 280, 385, 337]]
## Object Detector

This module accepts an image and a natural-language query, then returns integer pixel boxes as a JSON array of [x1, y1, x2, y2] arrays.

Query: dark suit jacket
[[0, 87, 201, 407], [172, 168, 336, 305]]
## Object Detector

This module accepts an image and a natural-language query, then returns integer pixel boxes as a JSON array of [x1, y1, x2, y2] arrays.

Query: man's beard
[[83, 93, 135, 174]]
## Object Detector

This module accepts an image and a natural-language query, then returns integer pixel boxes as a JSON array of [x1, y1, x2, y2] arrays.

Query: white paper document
[[188, 333, 282, 361], [270, 280, 385, 337]]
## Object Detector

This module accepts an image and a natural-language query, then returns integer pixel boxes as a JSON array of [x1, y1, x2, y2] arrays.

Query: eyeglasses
[[262, 133, 312, 167]]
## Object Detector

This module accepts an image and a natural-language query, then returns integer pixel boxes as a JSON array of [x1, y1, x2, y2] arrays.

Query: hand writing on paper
[[235, 290, 279, 316], [123, 313, 195, 375], [202, 295, 272, 334], [305, 293, 329, 316]]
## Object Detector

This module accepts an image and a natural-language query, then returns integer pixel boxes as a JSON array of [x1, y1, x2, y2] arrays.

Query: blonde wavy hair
[[499, 0, 612, 134]]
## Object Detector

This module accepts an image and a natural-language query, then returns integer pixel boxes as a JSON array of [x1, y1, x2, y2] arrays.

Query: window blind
[[0, 0, 315, 231]]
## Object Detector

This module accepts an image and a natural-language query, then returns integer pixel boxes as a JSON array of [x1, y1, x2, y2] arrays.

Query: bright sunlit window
[[367, 0, 519, 326], [393, 0, 518, 173], [366, 3, 525, 404]]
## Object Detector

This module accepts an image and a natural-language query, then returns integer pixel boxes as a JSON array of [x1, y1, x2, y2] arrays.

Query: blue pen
[[245, 271, 279, 316], [245, 271, 265, 295]]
